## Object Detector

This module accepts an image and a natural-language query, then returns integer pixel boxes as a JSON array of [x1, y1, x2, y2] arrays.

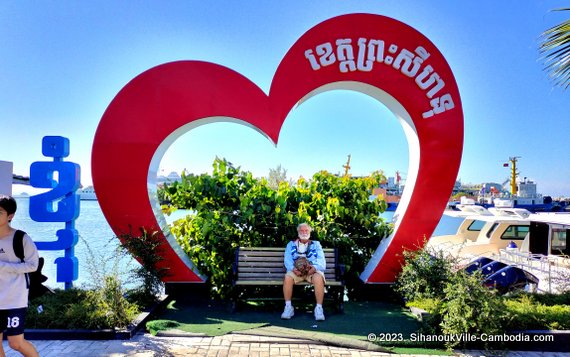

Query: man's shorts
[[286, 270, 326, 285], [0, 308, 27, 336]]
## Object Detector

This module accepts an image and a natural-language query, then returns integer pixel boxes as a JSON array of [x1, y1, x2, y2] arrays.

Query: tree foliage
[[160, 157, 391, 299], [540, 8, 570, 89], [267, 164, 292, 189]]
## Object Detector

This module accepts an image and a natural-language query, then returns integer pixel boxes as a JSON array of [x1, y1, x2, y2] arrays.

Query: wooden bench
[[231, 247, 345, 312]]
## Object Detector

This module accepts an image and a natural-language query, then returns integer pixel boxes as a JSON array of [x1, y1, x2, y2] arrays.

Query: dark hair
[[0, 195, 17, 216]]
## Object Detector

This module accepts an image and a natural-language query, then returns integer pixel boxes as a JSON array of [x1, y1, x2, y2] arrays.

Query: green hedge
[[396, 246, 570, 350], [27, 283, 140, 330]]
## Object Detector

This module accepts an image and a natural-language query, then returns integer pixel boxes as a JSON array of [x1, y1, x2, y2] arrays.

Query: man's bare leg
[[283, 275, 295, 300], [312, 274, 325, 305], [7, 334, 39, 357], [0, 332, 6, 357]]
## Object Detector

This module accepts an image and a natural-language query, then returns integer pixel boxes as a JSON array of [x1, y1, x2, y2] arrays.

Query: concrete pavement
[[3, 331, 570, 357]]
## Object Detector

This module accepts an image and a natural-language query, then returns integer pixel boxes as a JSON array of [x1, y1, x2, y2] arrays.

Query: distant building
[[480, 182, 504, 194], [518, 178, 537, 198], [372, 176, 403, 203], [157, 171, 183, 185]]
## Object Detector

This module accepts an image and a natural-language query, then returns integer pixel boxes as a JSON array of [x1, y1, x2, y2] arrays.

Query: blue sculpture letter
[[29, 136, 80, 289]]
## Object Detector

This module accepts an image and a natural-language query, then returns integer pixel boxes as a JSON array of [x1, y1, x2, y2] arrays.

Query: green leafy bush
[[26, 230, 169, 330], [404, 298, 441, 314], [161, 158, 391, 299], [27, 284, 139, 330], [117, 227, 168, 306], [395, 247, 507, 350], [398, 247, 570, 352], [394, 245, 454, 301], [503, 293, 570, 330], [531, 290, 570, 305], [439, 270, 506, 349]]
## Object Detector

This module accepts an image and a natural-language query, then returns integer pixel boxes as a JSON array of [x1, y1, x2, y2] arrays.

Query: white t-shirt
[[297, 240, 309, 254], [0, 230, 39, 309]]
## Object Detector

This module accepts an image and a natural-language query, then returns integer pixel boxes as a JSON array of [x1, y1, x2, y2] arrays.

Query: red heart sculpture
[[92, 13, 463, 283]]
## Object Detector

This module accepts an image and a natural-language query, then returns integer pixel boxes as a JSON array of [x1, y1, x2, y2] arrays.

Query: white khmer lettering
[[304, 38, 455, 118]]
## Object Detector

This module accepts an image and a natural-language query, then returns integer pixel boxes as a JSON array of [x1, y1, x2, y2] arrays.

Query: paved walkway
[[3, 332, 570, 357]]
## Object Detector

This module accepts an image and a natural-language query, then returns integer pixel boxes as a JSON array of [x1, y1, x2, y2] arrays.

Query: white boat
[[427, 206, 531, 263], [428, 206, 570, 293], [78, 186, 97, 200], [495, 212, 570, 293]]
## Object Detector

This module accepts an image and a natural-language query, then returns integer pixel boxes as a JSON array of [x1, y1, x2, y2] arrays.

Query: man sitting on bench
[[281, 223, 326, 321]]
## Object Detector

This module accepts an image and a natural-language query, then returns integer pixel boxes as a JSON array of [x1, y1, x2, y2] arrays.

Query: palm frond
[[539, 9, 570, 89]]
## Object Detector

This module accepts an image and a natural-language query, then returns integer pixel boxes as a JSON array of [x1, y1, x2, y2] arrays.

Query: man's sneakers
[[281, 305, 295, 319], [281, 304, 325, 321], [314, 305, 325, 321]]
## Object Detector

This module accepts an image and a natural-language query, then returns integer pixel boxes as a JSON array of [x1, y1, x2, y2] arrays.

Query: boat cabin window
[[500, 225, 529, 241], [550, 226, 569, 256], [467, 220, 485, 232]]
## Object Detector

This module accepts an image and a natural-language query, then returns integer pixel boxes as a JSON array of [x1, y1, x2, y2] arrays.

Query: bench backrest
[[235, 247, 339, 282]]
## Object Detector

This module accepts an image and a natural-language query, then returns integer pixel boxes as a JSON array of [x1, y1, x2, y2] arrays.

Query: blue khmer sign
[[29, 136, 80, 289]]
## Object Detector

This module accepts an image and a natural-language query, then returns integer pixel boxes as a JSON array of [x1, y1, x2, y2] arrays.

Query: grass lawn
[[147, 299, 452, 355]]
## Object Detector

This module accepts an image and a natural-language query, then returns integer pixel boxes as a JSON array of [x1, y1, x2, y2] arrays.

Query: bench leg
[[230, 287, 240, 313], [334, 286, 345, 313]]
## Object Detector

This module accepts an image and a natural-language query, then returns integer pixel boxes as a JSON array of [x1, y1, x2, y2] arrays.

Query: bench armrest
[[232, 247, 240, 286], [336, 263, 346, 284], [232, 262, 238, 285]]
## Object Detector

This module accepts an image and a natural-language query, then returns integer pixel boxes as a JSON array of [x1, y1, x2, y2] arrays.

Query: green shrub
[[404, 297, 445, 341], [117, 227, 168, 306], [394, 245, 454, 301], [26, 230, 164, 330], [405, 298, 441, 314], [27, 285, 139, 330], [503, 293, 570, 330], [531, 290, 570, 306], [89, 275, 140, 329], [396, 247, 510, 350], [439, 270, 506, 350]]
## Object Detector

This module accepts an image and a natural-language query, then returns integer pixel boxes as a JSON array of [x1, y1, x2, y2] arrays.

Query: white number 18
[[7, 317, 20, 328]]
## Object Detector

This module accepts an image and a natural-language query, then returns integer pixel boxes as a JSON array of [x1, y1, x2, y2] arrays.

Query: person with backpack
[[281, 222, 327, 321], [0, 195, 39, 357]]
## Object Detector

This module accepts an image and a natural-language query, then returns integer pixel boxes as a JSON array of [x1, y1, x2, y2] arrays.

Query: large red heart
[[92, 14, 463, 283]]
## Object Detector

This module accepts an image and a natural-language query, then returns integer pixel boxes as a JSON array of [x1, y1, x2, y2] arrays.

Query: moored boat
[[78, 186, 97, 200], [428, 205, 570, 293]]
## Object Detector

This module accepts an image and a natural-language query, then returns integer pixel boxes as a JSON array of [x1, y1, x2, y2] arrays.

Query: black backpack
[[13, 230, 53, 300]]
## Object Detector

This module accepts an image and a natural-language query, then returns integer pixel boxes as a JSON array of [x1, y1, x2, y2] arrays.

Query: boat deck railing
[[493, 249, 569, 293]]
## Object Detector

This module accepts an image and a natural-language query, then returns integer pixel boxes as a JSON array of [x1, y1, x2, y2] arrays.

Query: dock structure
[[12, 174, 30, 185], [0, 159, 30, 195]]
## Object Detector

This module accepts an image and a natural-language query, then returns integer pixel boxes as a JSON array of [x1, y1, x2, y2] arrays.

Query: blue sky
[[3, 1, 569, 197]]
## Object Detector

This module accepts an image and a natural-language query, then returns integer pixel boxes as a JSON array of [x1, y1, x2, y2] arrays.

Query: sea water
[[12, 197, 462, 290], [11, 197, 137, 290]]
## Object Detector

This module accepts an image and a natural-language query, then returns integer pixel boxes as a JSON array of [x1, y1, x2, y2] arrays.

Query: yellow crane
[[343, 154, 351, 177], [505, 156, 521, 196]]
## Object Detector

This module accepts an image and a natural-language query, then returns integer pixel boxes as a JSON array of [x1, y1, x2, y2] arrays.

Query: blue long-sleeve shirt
[[284, 240, 326, 272]]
